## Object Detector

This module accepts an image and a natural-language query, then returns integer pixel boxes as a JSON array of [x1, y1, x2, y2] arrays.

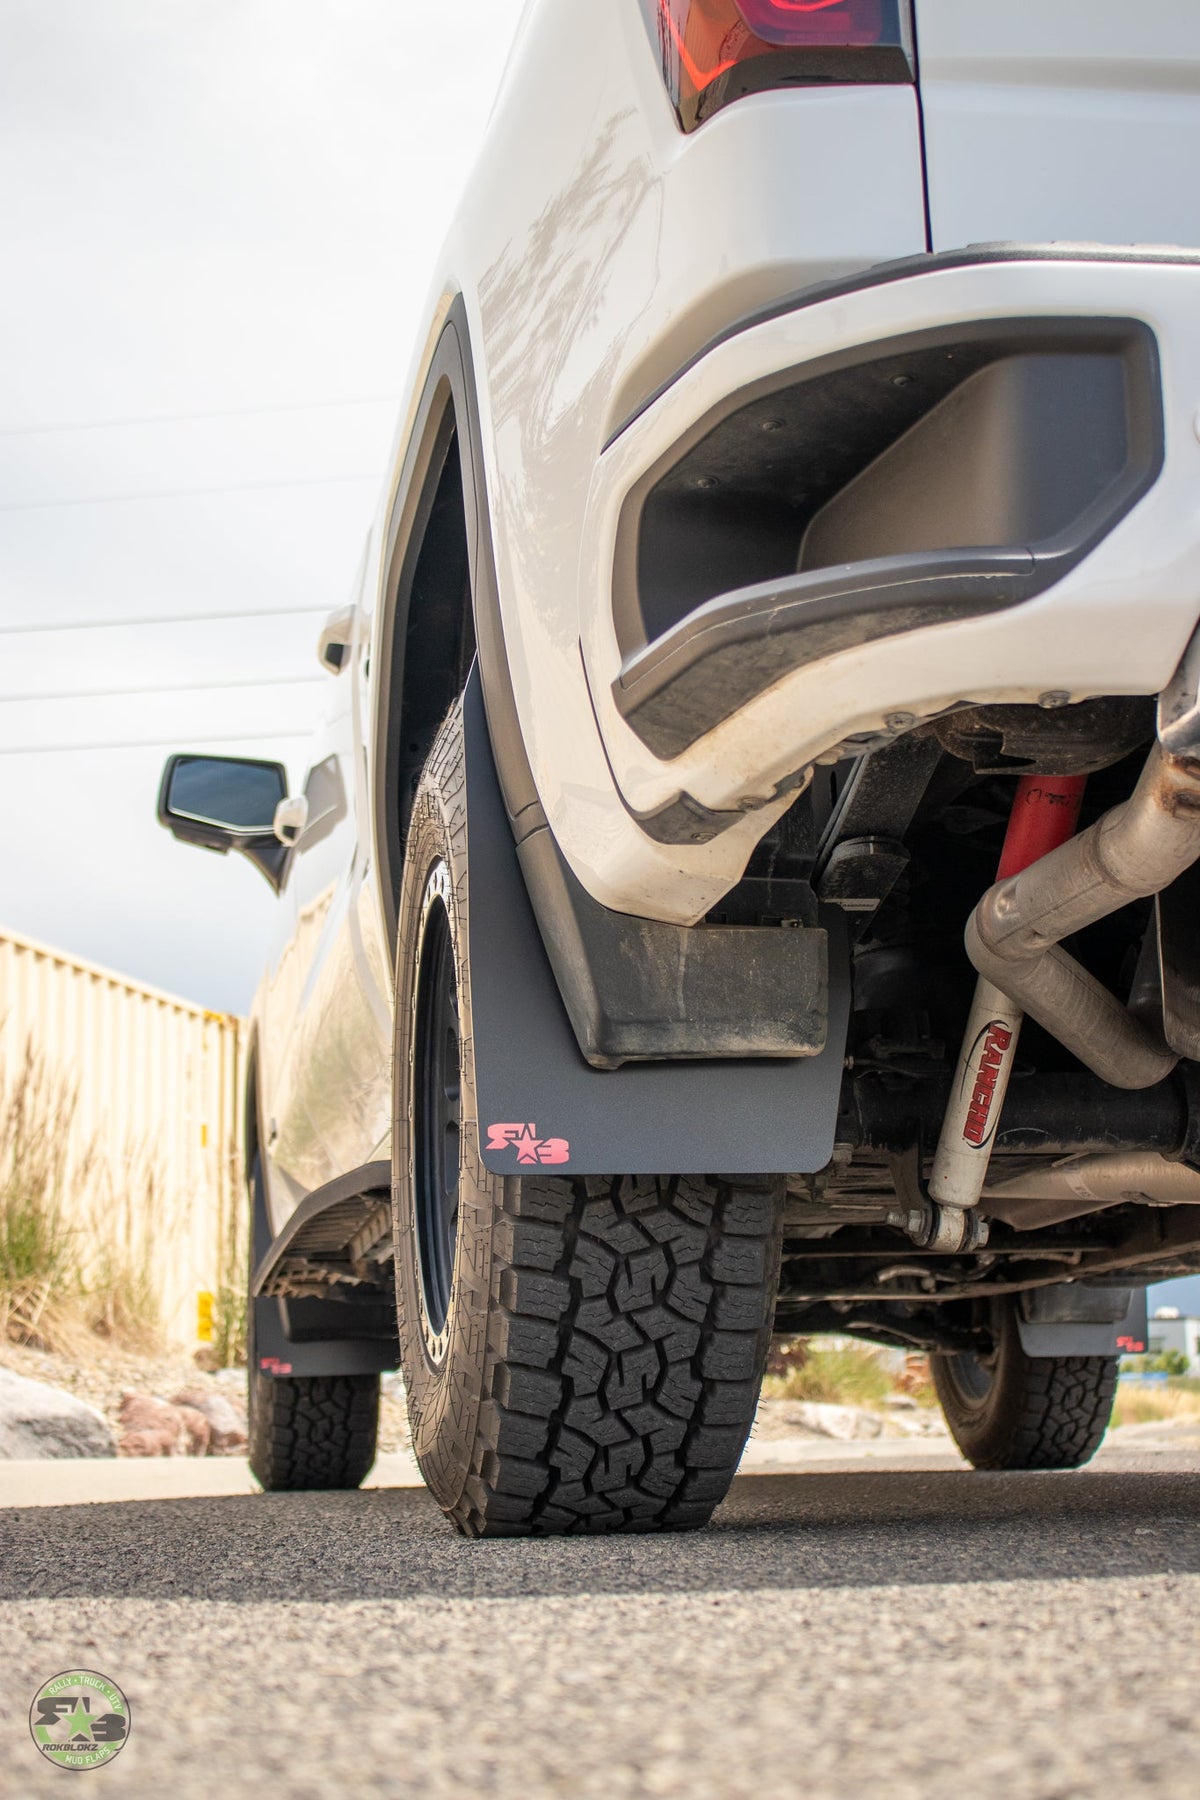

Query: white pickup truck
[[160, 0, 1200, 1535]]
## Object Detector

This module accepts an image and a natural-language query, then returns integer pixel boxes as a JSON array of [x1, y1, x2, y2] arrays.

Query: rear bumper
[[574, 248, 1200, 911]]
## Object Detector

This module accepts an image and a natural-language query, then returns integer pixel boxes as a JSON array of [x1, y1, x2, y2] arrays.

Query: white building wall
[[1147, 1315, 1200, 1373]]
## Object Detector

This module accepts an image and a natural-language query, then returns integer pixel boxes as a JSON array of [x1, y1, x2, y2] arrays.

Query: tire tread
[[248, 1371, 379, 1492], [934, 1317, 1116, 1473], [449, 1173, 779, 1537], [393, 695, 781, 1538]]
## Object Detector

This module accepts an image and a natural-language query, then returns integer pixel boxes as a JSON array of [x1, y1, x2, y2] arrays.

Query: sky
[[0, 0, 527, 1015]]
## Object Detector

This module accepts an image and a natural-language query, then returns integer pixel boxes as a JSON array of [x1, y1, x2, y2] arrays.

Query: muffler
[[985, 1150, 1200, 1230]]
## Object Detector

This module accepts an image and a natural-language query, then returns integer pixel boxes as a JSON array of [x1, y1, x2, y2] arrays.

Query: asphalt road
[[2, 1453, 1199, 1800]]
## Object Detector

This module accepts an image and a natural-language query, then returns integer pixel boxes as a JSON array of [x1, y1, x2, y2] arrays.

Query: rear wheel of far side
[[246, 1157, 380, 1492], [391, 694, 784, 1537], [933, 1296, 1117, 1471]]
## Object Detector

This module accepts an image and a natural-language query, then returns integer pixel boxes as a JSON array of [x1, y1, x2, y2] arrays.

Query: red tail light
[[639, 0, 915, 131]]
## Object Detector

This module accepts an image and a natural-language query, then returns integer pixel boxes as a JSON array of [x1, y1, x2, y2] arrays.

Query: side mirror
[[272, 794, 309, 847], [157, 754, 290, 892]]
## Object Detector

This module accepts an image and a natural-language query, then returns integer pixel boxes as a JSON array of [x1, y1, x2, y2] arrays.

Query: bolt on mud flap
[[460, 673, 851, 1177], [1016, 1285, 1149, 1359], [250, 1167, 399, 1378], [251, 1295, 399, 1377]]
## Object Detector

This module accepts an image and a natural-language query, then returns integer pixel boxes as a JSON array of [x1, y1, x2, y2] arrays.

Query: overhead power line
[[0, 394, 398, 438], [0, 470, 380, 513], [0, 674, 325, 705], [0, 730, 315, 757], [0, 606, 328, 637]]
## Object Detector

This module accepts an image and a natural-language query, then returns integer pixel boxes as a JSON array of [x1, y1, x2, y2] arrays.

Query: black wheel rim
[[941, 1299, 1009, 1413], [943, 1350, 994, 1408], [413, 878, 461, 1354]]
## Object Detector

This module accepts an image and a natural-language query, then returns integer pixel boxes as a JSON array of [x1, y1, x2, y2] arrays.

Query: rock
[[117, 1429, 172, 1458], [0, 1367, 116, 1460], [171, 1388, 247, 1454], [116, 1388, 248, 1459], [117, 1392, 190, 1457], [776, 1400, 886, 1441], [893, 1409, 953, 1440], [754, 1394, 954, 1443], [176, 1405, 213, 1456]]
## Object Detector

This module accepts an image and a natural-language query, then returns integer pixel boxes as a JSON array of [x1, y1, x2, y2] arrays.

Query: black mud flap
[[1016, 1285, 1149, 1359], [251, 1295, 398, 1378], [251, 1165, 398, 1378], [462, 673, 851, 1177]]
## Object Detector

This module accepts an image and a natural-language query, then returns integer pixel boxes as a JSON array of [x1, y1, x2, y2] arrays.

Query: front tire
[[392, 698, 783, 1536], [933, 1296, 1117, 1471]]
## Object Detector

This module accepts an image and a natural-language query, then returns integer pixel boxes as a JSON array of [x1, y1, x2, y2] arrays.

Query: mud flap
[[250, 1165, 398, 1378], [462, 671, 851, 1177], [1016, 1286, 1149, 1359], [250, 1295, 398, 1378]]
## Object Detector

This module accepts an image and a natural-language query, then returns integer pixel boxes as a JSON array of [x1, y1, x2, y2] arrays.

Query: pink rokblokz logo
[[485, 1123, 570, 1165]]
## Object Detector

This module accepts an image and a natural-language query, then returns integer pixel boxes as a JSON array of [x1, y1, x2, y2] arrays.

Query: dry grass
[[210, 1148, 247, 1369], [762, 1339, 897, 1408], [81, 1160, 166, 1352], [0, 1046, 79, 1342], [1110, 1383, 1200, 1428], [0, 1043, 165, 1354], [896, 1355, 940, 1409]]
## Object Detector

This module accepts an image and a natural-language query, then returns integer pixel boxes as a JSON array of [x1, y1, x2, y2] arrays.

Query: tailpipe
[[966, 742, 1200, 1090]]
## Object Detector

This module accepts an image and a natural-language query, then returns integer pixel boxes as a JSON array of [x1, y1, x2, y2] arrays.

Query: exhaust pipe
[[965, 742, 1200, 1090], [985, 1150, 1200, 1230], [926, 630, 1200, 1230]]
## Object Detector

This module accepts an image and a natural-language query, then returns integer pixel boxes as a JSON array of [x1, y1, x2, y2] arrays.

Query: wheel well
[[377, 389, 477, 941], [243, 1033, 261, 1179], [374, 297, 545, 952]]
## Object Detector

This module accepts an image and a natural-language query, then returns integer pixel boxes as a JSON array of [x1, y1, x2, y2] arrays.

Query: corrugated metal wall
[[0, 923, 245, 1346]]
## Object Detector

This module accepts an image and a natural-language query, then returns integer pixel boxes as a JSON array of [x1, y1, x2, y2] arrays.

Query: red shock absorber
[[929, 774, 1087, 1211]]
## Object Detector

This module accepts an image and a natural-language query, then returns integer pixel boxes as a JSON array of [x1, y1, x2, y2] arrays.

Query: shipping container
[[0, 923, 244, 1348]]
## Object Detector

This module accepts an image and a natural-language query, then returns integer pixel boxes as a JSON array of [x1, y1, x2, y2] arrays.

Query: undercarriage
[[764, 671, 1200, 1359]]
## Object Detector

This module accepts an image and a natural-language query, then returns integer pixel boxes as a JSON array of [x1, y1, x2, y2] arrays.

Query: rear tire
[[933, 1296, 1117, 1471], [392, 697, 783, 1536], [246, 1159, 380, 1492]]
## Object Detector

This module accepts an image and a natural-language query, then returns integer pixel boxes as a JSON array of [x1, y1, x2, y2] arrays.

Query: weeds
[[208, 1147, 247, 1368], [82, 1159, 165, 1351], [0, 1046, 79, 1341], [1122, 1348, 1191, 1377], [761, 1328, 1200, 1433], [0, 1043, 165, 1353], [762, 1338, 897, 1408], [1111, 1382, 1200, 1428]]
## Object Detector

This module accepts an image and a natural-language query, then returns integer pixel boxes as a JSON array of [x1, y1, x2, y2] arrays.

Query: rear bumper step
[[616, 549, 1034, 759]]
